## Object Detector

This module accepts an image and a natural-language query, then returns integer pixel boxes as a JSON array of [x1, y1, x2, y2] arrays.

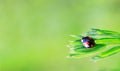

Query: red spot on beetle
[[86, 42, 89, 45]]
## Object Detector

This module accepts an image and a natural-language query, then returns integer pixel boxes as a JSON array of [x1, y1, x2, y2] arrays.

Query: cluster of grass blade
[[68, 28, 120, 60]]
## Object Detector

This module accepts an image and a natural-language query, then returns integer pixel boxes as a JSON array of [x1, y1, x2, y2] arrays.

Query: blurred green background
[[0, 0, 120, 71]]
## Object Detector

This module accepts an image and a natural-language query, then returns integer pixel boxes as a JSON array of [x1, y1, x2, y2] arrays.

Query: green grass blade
[[68, 44, 106, 58], [70, 35, 83, 39], [92, 45, 120, 60], [87, 28, 120, 39], [96, 38, 120, 44]]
